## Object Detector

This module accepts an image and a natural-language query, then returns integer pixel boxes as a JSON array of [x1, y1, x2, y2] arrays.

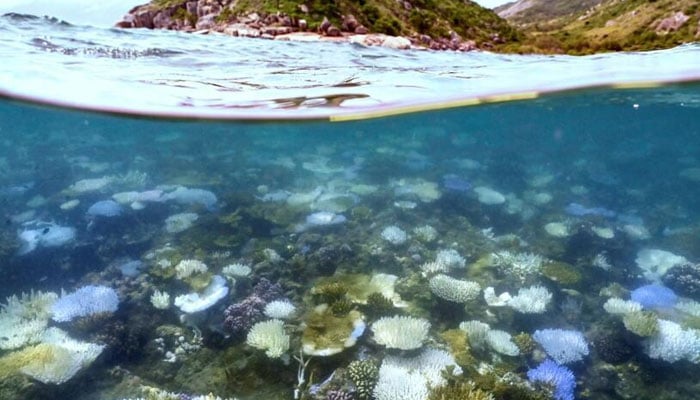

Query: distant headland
[[117, 0, 700, 54]]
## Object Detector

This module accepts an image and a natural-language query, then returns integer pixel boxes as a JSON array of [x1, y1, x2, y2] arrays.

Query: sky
[[473, 0, 514, 8], [0, 0, 146, 27], [0, 0, 513, 27]]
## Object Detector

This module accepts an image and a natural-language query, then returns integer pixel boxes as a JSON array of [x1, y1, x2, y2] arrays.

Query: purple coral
[[223, 278, 285, 335], [252, 278, 284, 302], [527, 359, 576, 400]]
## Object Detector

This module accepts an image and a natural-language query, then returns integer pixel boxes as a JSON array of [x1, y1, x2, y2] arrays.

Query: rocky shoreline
[[116, 1, 479, 51]]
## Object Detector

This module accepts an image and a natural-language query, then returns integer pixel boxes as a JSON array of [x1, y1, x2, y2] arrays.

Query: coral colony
[[3, 114, 700, 400]]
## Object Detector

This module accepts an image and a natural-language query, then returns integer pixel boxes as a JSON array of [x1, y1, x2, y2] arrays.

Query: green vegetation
[[144, 0, 699, 54], [149, 0, 521, 47], [499, 0, 700, 54]]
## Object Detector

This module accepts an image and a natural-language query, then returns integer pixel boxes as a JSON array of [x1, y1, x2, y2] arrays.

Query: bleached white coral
[[384, 347, 462, 387], [381, 226, 408, 245], [264, 300, 296, 320], [412, 225, 438, 242], [150, 290, 171, 310], [635, 248, 688, 282], [175, 259, 208, 279], [483, 286, 512, 307], [492, 251, 545, 282], [507, 285, 551, 314], [486, 330, 520, 357], [19, 327, 105, 384], [645, 319, 700, 363], [428, 274, 481, 303], [459, 320, 519, 356], [459, 320, 491, 347], [51, 285, 119, 322], [174, 275, 228, 314], [222, 263, 251, 278], [372, 315, 430, 350], [435, 249, 466, 269], [419, 260, 449, 276], [373, 363, 428, 400], [164, 212, 198, 234], [603, 298, 642, 315], [246, 319, 290, 359], [374, 348, 461, 400], [0, 290, 58, 350], [533, 329, 589, 364]]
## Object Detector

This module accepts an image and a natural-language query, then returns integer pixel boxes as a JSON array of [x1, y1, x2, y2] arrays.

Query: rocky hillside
[[495, 0, 602, 25], [117, 0, 521, 51], [497, 0, 700, 54]]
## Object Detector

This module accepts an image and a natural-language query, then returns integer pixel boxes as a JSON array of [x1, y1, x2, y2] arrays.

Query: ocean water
[[1, 12, 700, 400]]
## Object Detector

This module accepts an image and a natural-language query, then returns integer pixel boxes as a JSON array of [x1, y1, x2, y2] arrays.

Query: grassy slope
[[152, 0, 522, 46], [499, 0, 700, 54]]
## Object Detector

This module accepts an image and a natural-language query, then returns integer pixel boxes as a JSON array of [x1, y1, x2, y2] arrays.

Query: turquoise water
[[2, 12, 700, 400]]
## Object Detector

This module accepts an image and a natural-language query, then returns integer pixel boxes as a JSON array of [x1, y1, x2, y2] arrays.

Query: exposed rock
[[195, 14, 217, 30], [115, 2, 481, 52], [342, 15, 359, 32], [326, 25, 342, 37], [354, 25, 368, 34], [655, 12, 689, 34], [380, 35, 411, 50]]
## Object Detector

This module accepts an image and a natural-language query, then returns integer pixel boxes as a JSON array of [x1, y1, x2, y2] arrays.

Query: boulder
[[326, 25, 342, 37], [354, 25, 368, 34], [195, 13, 217, 30], [342, 14, 359, 32], [655, 12, 689, 33], [381, 35, 411, 50]]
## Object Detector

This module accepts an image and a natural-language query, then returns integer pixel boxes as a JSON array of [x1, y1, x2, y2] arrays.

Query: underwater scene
[[3, 10, 700, 400], [2, 83, 700, 400]]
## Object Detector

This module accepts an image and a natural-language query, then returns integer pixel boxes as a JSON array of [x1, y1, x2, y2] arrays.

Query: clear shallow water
[[2, 12, 700, 400]]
